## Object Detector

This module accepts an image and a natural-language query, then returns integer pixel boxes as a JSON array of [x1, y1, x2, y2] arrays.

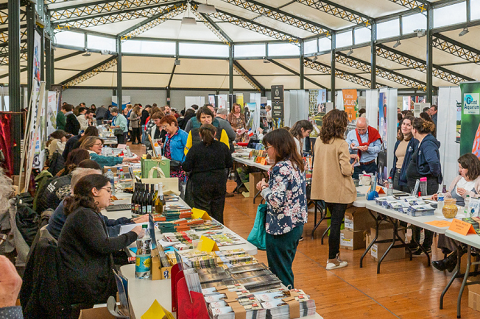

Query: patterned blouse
[[261, 160, 307, 235]]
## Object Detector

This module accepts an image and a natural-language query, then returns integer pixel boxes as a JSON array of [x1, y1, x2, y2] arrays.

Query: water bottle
[[105, 169, 116, 196], [119, 168, 125, 180], [464, 195, 471, 215], [419, 177, 427, 197], [387, 177, 393, 196], [135, 224, 151, 279], [437, 192, 445, 211], [126, 146, 131, 157]]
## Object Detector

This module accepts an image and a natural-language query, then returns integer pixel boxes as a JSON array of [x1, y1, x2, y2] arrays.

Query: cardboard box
[[151, 247, 172, 281], [344, 207, 376, 231], [340, 229, 366, 250], [366, 233, 405, 262], [249, 172, 264, 198], [468, 278, 480, 311], [370, 224, 405, 241], [78, 307, 116, 319]]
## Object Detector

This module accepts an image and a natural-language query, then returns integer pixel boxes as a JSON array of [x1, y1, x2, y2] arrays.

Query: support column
[[9, 0, 21, 175], [116, 38, 122, 109], [46, 36, 54, 89], [229, 44, 234, 95], [300, 40, 304, 89], [331, 34, 336, 108], [26, 2, 35, 103], [371, 22, 377, 89], [426, 6, 433, 103]]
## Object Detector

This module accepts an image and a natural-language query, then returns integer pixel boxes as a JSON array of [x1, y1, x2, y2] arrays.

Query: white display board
[[249, 93, 261, 131], [438, 86, 461, 187], [185, 96, 205, 110], [284, 90, 308, 127], [112, 96, 131, 108], [384, 88, 398, 180], [217, 94, 228, 109], [365, 89, 379, 130], [335, 90, 344, 110], [46, 91, 57, 136]]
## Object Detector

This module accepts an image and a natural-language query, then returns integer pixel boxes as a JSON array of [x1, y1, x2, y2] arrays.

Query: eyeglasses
[[94, 142, 103, 146], [265, 145, 273, 150]]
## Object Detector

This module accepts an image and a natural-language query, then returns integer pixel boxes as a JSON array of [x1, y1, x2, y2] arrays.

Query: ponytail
[[199, 124, 216, 146]]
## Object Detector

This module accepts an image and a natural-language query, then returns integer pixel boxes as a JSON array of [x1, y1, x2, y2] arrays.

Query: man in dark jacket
[[64, 104, 80, 135], [95, 105, 108, 125], [215, 108, 236, 152]]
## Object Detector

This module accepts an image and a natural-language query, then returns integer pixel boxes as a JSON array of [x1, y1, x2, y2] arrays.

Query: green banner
[[460, 82, 480, 157]]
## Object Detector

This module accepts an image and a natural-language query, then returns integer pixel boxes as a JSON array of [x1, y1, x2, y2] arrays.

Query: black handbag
[[170, 160, 182, 170]]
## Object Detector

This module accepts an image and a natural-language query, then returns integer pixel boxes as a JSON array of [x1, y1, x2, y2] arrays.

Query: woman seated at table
[[159, 115, 188, 180], [184, 106, 230, 155], [80, 136, 139, 169], [430, 153, 480, 271], [182, 124, 232, 223], [59, 174, 144, 306], [390, 116, 418, 192]]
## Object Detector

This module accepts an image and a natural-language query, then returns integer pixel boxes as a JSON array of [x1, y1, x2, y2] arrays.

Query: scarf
[[355, 126, 382, 158]]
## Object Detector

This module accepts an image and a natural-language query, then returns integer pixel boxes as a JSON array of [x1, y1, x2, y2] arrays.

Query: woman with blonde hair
[[80, 136, 139, 169]]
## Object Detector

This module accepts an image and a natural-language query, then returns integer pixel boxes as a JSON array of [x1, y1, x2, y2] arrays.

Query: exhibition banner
[[46, 91, 57, 135], [460, 82, 480, 157], [342, 89, 358, 122], [308, 89, 326, 137]]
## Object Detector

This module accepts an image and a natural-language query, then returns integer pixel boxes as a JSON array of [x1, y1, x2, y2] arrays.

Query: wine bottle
[[144, 184, 150, 214], [131, 182, 138, 214], [155, 182, 164, 215]]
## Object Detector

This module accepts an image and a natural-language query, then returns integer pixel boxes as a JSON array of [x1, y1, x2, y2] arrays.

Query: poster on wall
[[308, 89, 326, 137], [112, 96, 131, 109], [46, 91, 57, 136], [30, 30, 43, 170], [342, 89, 358, 122], [217, 94, 228, 109], [460, 82, 480, 157], [236, 93, 244, 111], [208, 94, 215, 107]]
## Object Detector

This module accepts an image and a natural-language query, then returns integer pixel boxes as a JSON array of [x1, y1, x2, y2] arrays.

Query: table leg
[[321, 226, 330, 245], [311, 200, 318, 240], [457, 246, 472, 318], [253, 189, 262, 204], [412, 236, 431, 267], [440, 244, 462, 309], [311, 201, 326, 241], [360, 210, 380, 268], [377, 219, 398, 274]]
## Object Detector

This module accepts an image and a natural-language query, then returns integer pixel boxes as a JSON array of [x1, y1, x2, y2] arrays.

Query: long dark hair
[[199, 124, 216, 146], [397, 115, 414, 141], [57, 149, 91, 176], [64, 174, 109, 216], [77, 126, 99, 145], [290, 120, 314, 140], [320, 109, 348, 144], [459, 153, 480, 181], [263, 129, 304, 172]]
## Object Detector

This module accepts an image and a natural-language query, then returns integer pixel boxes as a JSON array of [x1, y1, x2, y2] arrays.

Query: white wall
[[61, 88, 271, 111]]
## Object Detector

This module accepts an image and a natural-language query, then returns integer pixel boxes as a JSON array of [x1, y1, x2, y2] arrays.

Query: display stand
[[171, 263, 209, 319]]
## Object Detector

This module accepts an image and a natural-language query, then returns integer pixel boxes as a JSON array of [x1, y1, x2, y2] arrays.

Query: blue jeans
[[353, 161, 377, 179]]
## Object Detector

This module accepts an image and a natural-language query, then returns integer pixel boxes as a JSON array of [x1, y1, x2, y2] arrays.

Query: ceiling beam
[[295, 0, 371, 27], [233, 60, 265, 92], [61, 55, 118, 88], [432, 33, 480, 64], [268, 59, 326, 88], [304, 57, 383, 89], [386, 0, 429, 11], [191, 10, 232, 44], [209, 9, 300, 44], [52, 3, 179, 29], [118, 2, 187, 39], [376, 43, 475, 84], [49, 0, 176, 20], [217, 0, 331, 36], [335, 52, 427, 90]]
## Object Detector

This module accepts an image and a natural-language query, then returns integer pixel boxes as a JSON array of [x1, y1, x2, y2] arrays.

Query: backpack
[[47, 151, 65, 176]]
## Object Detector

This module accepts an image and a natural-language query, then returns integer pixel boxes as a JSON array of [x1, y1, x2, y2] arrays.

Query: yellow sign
[[142, 299, 174, 319], [197, 235, 219, 252], [192, 208, 212, 220]]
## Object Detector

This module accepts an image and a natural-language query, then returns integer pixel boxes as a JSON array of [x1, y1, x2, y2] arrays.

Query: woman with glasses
[[80, 136, 139, 169], [58, 174, 145, 306], [255, 129, 307, 288], [158, 115, 188, 180]]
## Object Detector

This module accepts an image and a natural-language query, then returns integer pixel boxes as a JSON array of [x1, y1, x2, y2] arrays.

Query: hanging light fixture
[[182, 2, 197, 25], [459, 27, 469, 36], [198, 1, 216, 14]]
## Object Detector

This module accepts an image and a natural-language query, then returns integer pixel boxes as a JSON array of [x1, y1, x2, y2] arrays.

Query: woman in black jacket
[[182, 124, 233, 223], [58, 174, 144, 305]]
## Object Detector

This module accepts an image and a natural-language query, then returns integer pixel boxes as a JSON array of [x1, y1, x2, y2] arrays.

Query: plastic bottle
[[119, 168, 124, 180], [135, 224, 151, 279], [126, 146, 131, 157], [105, 169, 116, 196], [419, 177, 427, 197], [464, 195, 471, 215], [437, 192, 445, 212], [387, 177, 393, 196]]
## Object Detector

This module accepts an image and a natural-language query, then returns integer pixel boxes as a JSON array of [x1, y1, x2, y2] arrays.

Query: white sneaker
[[326, 254, 348, 270]]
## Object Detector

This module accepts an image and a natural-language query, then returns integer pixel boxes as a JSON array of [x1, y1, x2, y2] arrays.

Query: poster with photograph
[[308, 89, 327, 137], [217, 94, 228, 109], [46, 91, 57, 136], [343, 89, 358, 123], [460, 82, 480, 157]]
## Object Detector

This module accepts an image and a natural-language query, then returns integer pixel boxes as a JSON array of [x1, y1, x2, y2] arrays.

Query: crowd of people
[[0, 98, 477, 318]]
